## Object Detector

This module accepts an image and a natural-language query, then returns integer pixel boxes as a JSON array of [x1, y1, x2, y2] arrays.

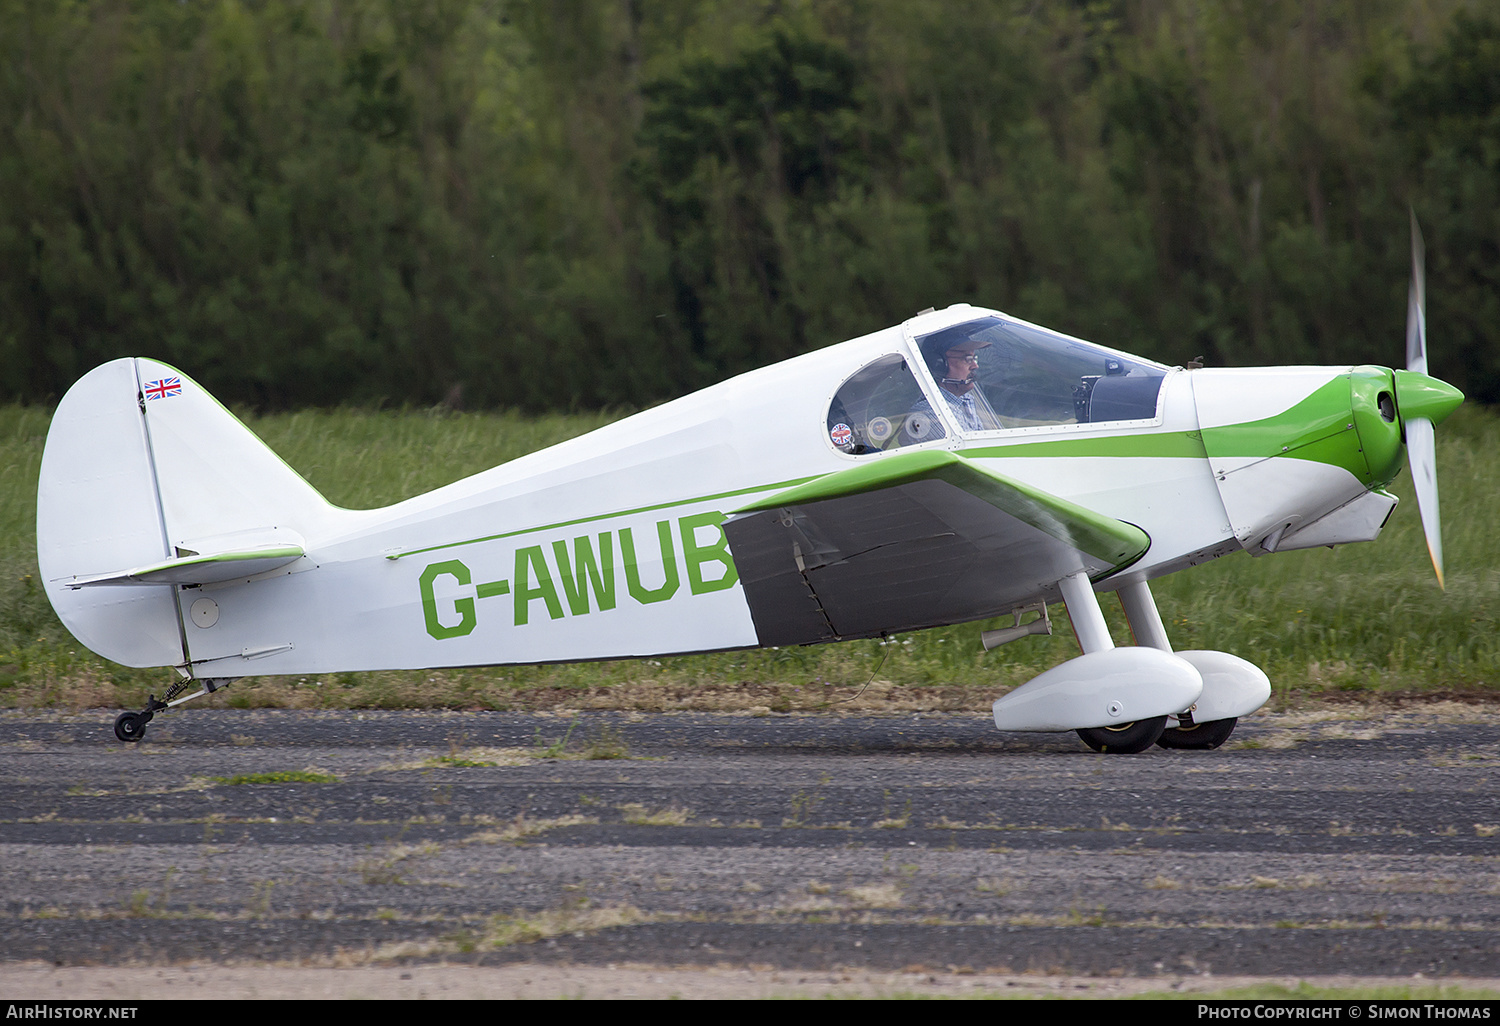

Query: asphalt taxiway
[[2, 706, 1497, 990]]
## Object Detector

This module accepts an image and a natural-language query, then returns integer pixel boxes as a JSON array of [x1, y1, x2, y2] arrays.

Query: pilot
[[901, 335, 1000, 443]]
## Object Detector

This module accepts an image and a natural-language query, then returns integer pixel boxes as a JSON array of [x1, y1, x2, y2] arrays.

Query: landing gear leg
[[1117, 579, 1172, 652], [1058, 571, 1114, 655], [1059, 573, 1165, 753], [109, 677, 239, 743], [1117, 580, 1238, 749]]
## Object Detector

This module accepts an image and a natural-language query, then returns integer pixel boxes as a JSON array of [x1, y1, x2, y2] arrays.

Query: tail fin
[[37, 359, 341, 668]]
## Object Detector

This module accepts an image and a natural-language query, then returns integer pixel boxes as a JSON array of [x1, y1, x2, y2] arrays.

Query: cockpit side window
[[826, 354, 940, 454], [913, 316, 1167, 431]]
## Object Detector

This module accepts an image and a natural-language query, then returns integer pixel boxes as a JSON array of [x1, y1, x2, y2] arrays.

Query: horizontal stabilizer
[[60, 542, 305, 589]]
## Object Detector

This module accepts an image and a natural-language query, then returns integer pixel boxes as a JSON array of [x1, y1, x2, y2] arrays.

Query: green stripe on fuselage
[[1197, 373, 1382, 484], [964, 373, 1377, 483], [960, 431, 1208, 461], [1201, 376, 1351, 458], [389, 475, 820, 560]]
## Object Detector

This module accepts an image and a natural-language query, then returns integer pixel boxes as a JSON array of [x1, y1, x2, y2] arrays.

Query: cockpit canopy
[[916, 316, 1167, 430], [826, 314, 1168, 455]]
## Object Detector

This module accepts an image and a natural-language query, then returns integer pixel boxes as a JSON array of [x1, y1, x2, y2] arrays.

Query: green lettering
[[420, 560, 476, 640], [620, 520, 679, 605], [477, 580, 510, 599], [679, 511, 739, 595], [552, 534, 616, 615], [513, 546, 564, 625]]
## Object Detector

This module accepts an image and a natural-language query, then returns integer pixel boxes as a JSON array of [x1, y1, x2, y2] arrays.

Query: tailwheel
[[108, 677, 237, 742], [1076, 715, 1167, 754], [113, 711, 147, 743], [1157, 716, 1238, 750], [112, 693, 164, 742]]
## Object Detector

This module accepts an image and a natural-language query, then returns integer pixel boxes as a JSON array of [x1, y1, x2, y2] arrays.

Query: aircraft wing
[[723, 450, 1149, 645]]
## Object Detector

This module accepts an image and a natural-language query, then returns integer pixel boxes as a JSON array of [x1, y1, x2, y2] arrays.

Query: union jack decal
[[143, 377, 182, 401]]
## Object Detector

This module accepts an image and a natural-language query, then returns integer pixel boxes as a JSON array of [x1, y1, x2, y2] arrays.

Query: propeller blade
[[1401, 211, 1452, 588], [1405, 415, 1443, 589], [1407, 208, 1427, 375]]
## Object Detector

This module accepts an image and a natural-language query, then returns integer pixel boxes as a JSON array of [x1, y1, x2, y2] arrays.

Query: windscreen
[[913, 317, 1167, 430]]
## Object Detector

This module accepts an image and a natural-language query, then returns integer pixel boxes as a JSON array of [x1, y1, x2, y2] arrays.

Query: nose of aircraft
[[1350, 364, 1462, 589], [1349, 366, 1463, 491], [1393, 369, 1464, 427]]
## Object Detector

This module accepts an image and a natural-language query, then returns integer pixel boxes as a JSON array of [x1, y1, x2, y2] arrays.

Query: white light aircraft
[[38, 219, 1461, 751]]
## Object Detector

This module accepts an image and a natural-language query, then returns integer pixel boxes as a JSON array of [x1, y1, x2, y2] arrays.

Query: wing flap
[[725, 451, 1148, 645]]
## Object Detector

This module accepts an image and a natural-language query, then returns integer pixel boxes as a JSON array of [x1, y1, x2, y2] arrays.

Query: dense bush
[[1, 0, 1496, 410]]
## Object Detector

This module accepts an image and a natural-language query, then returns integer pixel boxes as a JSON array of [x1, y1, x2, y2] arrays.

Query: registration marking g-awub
[[415, 507, 741, 640]]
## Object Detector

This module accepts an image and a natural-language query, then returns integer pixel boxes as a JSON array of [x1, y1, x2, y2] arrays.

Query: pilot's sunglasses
[[949, 352, 980, 363]]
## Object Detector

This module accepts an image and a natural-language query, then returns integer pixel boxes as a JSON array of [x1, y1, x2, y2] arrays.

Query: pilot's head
[[923, 337, 990, 396]]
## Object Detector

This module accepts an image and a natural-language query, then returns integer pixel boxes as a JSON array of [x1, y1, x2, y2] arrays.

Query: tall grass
[[3, 403, 1496, 711]]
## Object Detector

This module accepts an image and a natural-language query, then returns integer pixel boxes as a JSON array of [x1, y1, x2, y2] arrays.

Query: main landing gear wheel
[[1076, 715, 1167, 754], [1156, 716, 1238, 750], [113, 711, 147, 743]]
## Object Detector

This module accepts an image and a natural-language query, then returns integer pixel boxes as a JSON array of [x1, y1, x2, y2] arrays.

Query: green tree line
[[2, 0, 1497, 411]]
